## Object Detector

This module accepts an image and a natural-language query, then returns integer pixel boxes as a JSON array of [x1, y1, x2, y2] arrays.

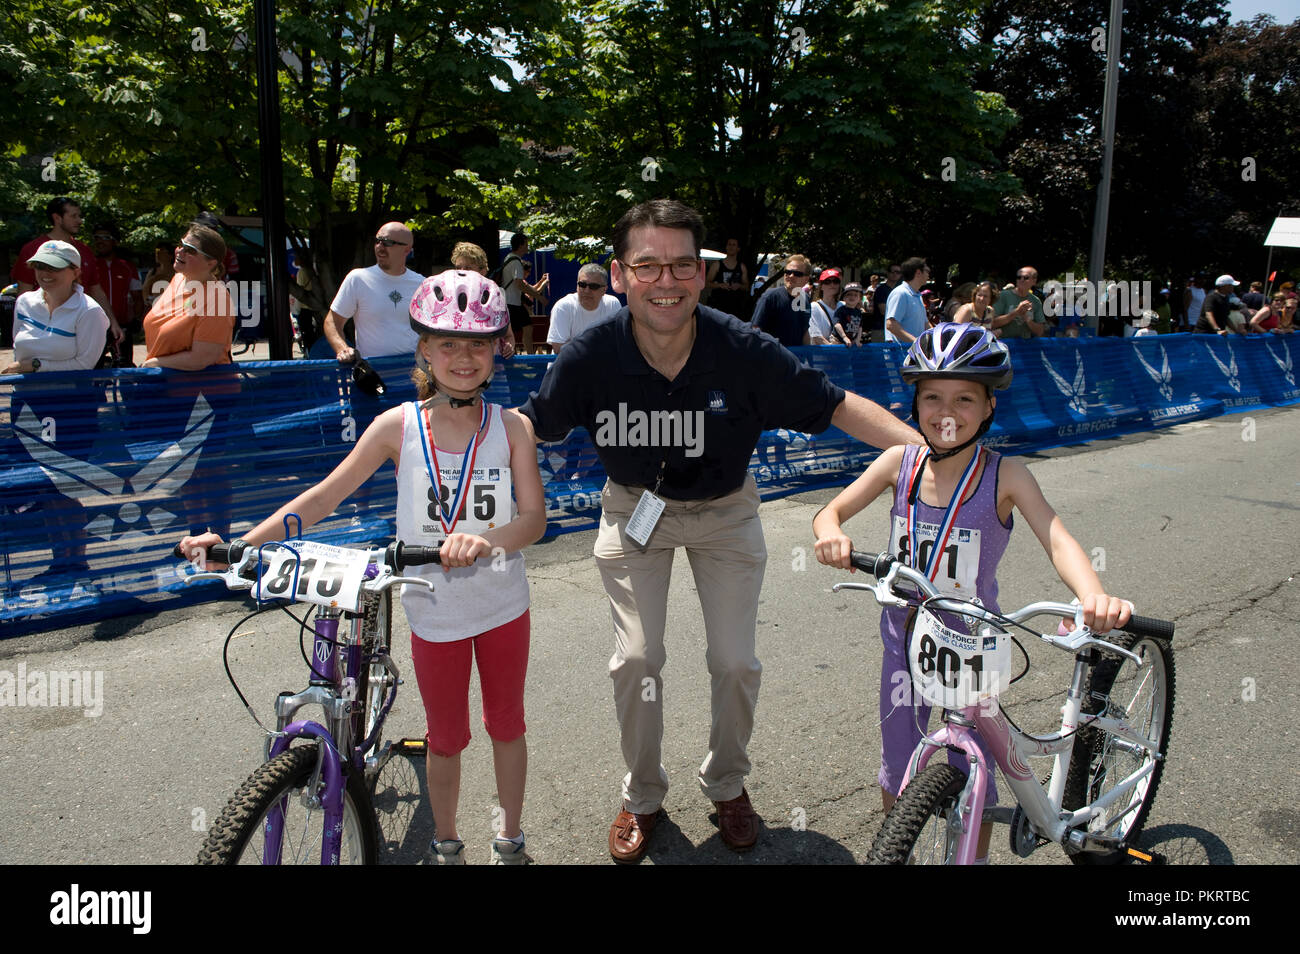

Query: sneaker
[[490, 833, 531, 865], [425, 838, 465, 865]]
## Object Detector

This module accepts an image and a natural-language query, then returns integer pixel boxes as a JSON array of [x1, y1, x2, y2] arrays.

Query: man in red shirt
[[92, 223, 144, 365], [14, 197, 123, 345]]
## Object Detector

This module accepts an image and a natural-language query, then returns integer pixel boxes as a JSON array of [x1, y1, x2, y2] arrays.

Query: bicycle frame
[[901, 665, 1163, 863], [256, 567, 403, 865], [837, 553, 1169, 864]]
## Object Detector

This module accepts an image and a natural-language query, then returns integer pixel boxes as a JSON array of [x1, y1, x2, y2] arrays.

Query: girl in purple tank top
[[812, 323, 1132, 862]]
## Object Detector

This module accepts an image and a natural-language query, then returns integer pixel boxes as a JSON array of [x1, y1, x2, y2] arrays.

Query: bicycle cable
[[916, 595, 1082, 742], [222, 601, 293, 736]]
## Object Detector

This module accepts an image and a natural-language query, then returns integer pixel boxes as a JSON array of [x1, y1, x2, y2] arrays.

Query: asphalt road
[[1, 406, 1296, 866]]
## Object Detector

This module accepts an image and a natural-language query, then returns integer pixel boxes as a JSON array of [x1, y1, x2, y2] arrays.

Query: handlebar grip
[[172, 540, 247, 566], [386, 542, 441, 569], [850, 550, 894, 578], [1123, 614, 1175, 643]]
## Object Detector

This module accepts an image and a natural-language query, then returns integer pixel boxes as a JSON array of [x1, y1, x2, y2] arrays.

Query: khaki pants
[[594, 477, 767, 813]]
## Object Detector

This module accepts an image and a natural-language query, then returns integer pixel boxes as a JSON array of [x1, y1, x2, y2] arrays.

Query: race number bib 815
[[414, 466, 512, 543], [252, 540, 371, 612], [890, 515, 981, 598], [907, 606, 1010, 710]]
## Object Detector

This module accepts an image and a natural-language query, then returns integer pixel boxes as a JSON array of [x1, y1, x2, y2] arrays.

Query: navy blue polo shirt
[[520, 305, 846, 500], [751, 284, 807, 348]]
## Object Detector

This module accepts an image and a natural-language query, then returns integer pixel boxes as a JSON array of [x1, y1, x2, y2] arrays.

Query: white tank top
[[395, 401, 529, 643]]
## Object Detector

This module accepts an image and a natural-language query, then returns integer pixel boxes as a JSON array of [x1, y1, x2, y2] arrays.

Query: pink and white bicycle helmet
[[409, 269, 509, 339]]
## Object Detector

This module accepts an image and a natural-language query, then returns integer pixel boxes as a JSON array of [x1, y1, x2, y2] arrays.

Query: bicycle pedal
[[1126, 847, 1165, 865], [392, 737, 428, 756]]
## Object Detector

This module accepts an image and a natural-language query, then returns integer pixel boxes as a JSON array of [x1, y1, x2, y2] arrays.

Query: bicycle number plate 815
[[908, 606, 1010, 710], [252, 541, 371, 612]]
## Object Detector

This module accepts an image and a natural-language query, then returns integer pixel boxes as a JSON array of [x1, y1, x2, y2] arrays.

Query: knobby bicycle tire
[[197, 745, 379, 865], [868, 763, 967, 865], [1062, 632, 1175, 865], [352, 589, 394, 760]]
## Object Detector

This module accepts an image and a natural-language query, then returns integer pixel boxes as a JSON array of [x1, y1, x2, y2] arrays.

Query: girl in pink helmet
[[182, 269, 546, 864]]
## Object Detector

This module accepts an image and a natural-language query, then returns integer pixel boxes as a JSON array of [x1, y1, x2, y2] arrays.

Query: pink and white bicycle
[[834, 551, 1175, 865]]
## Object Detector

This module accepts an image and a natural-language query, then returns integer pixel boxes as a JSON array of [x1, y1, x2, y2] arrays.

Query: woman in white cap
[[3, 239, 109, 584], [3, 240, 109, 374]]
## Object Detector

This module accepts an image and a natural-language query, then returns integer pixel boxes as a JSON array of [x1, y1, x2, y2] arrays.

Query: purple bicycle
[[178, 534, 440, 865]]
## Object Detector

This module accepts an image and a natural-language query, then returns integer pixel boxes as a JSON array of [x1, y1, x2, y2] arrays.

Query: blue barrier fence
[[2, 334, 1296, 635]]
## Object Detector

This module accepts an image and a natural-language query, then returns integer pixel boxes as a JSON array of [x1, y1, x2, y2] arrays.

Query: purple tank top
[[886, 443, 1013, 616]]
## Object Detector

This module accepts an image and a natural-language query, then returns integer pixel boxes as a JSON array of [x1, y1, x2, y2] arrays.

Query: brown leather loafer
[[609, 805, 660, 863], [713, 788, 760, 850]]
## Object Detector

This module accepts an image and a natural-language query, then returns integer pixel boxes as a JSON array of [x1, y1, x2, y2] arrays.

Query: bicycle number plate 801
[[252, 541, 371, 612], [908, 606, 1009, 710]]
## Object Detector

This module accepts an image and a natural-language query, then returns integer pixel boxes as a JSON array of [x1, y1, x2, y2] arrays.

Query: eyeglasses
[[374, 237, 410, 248], [1017, 274, 1035, 281], [176, 240, 211, 258], [618, 259, 698, 283], [576, 281, 606, 291], [784, 269, 808, 278], [822, 278, 842, 285], [31, 262, 72, 272]]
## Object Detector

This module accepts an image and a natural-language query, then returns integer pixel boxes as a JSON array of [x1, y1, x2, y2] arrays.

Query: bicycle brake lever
[[830, 565, 910, 608]]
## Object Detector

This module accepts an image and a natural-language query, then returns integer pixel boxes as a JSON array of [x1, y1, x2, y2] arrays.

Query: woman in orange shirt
[[142, 225, 234, 369]]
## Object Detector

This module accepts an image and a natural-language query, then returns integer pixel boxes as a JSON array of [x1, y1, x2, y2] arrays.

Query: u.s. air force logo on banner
[[13, 395, 214, 553], [1039, 351, 1088, 416], [1134, 343, 1173, 402]]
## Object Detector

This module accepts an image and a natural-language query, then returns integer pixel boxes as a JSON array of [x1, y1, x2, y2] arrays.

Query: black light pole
[[254, 0, 292, 359]]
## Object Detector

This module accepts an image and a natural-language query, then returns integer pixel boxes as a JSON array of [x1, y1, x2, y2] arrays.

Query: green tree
[[2, 0, 566, 311], [520, 0, 1019, 278]]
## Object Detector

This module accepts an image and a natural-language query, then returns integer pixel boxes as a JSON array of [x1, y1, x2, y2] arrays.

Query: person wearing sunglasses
[[323, 221, 423, 364], [808, 268, 844, 345], [519, 200, 921, 862], [545, 264, 621, 354], [1249, 293, 1290, 334], [752, 253, 814, 346], [141, 225, 234, 369], [991, 266, 1047, 339], [13, 196, 123, 345]]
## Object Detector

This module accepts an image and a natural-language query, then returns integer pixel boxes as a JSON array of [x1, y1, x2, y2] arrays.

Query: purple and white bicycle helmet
[[409, 269, 509, 339], [901, 322, 1013, 391]]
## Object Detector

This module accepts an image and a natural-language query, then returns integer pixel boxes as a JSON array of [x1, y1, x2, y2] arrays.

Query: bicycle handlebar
[[174, 539, 442, 571], [845, 550, 1174, 643]]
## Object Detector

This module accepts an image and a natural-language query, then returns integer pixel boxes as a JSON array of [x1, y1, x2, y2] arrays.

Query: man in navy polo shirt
[[521, 199, 919, 863]]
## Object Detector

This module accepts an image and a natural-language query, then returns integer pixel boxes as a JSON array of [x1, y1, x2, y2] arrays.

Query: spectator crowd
[[4, 197, 1296, 379]]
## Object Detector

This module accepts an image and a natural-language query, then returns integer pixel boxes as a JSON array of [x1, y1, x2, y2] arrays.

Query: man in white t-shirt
[[324, 221, 424, 362], [546, 264, 621, 353]]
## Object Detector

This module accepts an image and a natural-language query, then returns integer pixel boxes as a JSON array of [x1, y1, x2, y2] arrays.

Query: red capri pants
[[409, 610, 530, 757]]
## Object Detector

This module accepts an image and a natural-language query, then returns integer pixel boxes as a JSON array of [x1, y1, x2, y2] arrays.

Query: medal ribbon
[[417, 401, 488, 536], [906, 445, 983, 582]]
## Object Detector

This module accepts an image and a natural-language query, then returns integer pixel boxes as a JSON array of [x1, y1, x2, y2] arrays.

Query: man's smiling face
[[611, 225, 704, 337]]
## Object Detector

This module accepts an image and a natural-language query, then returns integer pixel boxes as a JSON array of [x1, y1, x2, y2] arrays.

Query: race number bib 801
[[252, 540, 371, 612], [413, 466, 512, 543], [890, 515, 981, 598], [907, 606, 1010, 710]]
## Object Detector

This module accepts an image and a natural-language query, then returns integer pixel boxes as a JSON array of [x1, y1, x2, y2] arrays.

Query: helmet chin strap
[[424, 389, 484, 410]]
